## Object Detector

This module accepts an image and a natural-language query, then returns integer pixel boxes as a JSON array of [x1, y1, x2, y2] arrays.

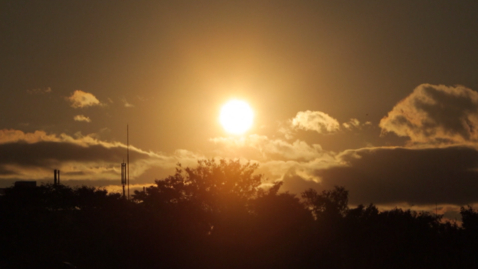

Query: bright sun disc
[[220, 100, 254, 134]]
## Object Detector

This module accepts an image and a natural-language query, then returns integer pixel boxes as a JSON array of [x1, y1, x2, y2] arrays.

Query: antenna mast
[[121, 160, 126, 198], [127, 124, 130, 200]]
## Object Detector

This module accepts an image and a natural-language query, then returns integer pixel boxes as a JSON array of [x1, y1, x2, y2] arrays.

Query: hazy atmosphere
[[3, 0, 478, 218]]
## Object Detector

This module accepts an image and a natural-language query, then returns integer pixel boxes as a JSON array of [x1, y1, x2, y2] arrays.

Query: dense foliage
[[1, 159, 478, 268]]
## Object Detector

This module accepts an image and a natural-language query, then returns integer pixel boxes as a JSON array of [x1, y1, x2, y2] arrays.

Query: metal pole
[[127, 124, 130, 200], [121, 162, 126, 198]]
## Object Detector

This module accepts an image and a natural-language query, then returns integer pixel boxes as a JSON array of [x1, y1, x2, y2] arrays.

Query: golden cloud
[[380, 84, 478, 145], [68, 90, 101, 108], [73, 115, 91, 122], [291, 110, 340, 133]]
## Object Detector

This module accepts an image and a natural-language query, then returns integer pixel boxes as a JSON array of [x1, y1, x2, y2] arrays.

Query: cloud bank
[[0, 129, 202, 187], [311, 146, 478, 206]]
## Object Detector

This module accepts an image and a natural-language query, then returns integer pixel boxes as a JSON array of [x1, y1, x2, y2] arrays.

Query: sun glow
[[220, 100, 254, 134]]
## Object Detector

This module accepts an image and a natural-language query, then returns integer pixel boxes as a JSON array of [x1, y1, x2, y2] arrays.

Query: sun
[[220, 99, 254, 134]]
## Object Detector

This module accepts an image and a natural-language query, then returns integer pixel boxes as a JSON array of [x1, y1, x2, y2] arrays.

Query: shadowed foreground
[[1, 160, 477, 268]]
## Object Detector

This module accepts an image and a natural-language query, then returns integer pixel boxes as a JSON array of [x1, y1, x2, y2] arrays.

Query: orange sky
[[2, 1, 478, 218]]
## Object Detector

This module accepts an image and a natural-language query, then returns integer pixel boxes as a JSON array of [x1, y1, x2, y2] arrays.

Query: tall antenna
[[127, 124, 130, 200], [121, 160, 126, 198]]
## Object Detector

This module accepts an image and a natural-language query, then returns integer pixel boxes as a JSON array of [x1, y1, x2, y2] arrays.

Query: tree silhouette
[[247, 182, 314, 268], [132, 159, 266, 267], [302, 185, 349, 220], [461, 205, 478, 231], [136, 159, 261, 202], [3, 160, 478, 268]]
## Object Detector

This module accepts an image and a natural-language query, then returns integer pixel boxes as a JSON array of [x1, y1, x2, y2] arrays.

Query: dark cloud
[[40, 179, 124, 188], [312, 146, 478, 206], [0, 129, 206, 187], [0, 178, 128, 189], [0, 140, 160, 186], [0, 141, 151, 168], [0, 166, 16, 176]]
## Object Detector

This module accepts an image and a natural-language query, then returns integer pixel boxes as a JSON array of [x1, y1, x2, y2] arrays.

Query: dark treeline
[[1, 159, 478, 268]]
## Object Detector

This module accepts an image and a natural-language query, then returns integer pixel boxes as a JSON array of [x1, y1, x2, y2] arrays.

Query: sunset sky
[[3, 1, 478, 217]]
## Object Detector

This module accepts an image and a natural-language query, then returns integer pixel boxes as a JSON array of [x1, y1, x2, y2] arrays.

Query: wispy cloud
[[73, 115, 91, 123], [121, 98, 134, 108], [342, 118, 360, 130], [0, 129, 60, 144], [27, 87, 52, 94], [136, 95, 147, 102], [68, 90, 101, 108], [211, 134, 333, 162]]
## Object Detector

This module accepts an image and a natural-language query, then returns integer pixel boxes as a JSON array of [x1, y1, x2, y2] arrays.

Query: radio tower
[[127, 124, 130, 200], [121, 161, 126, 198]]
